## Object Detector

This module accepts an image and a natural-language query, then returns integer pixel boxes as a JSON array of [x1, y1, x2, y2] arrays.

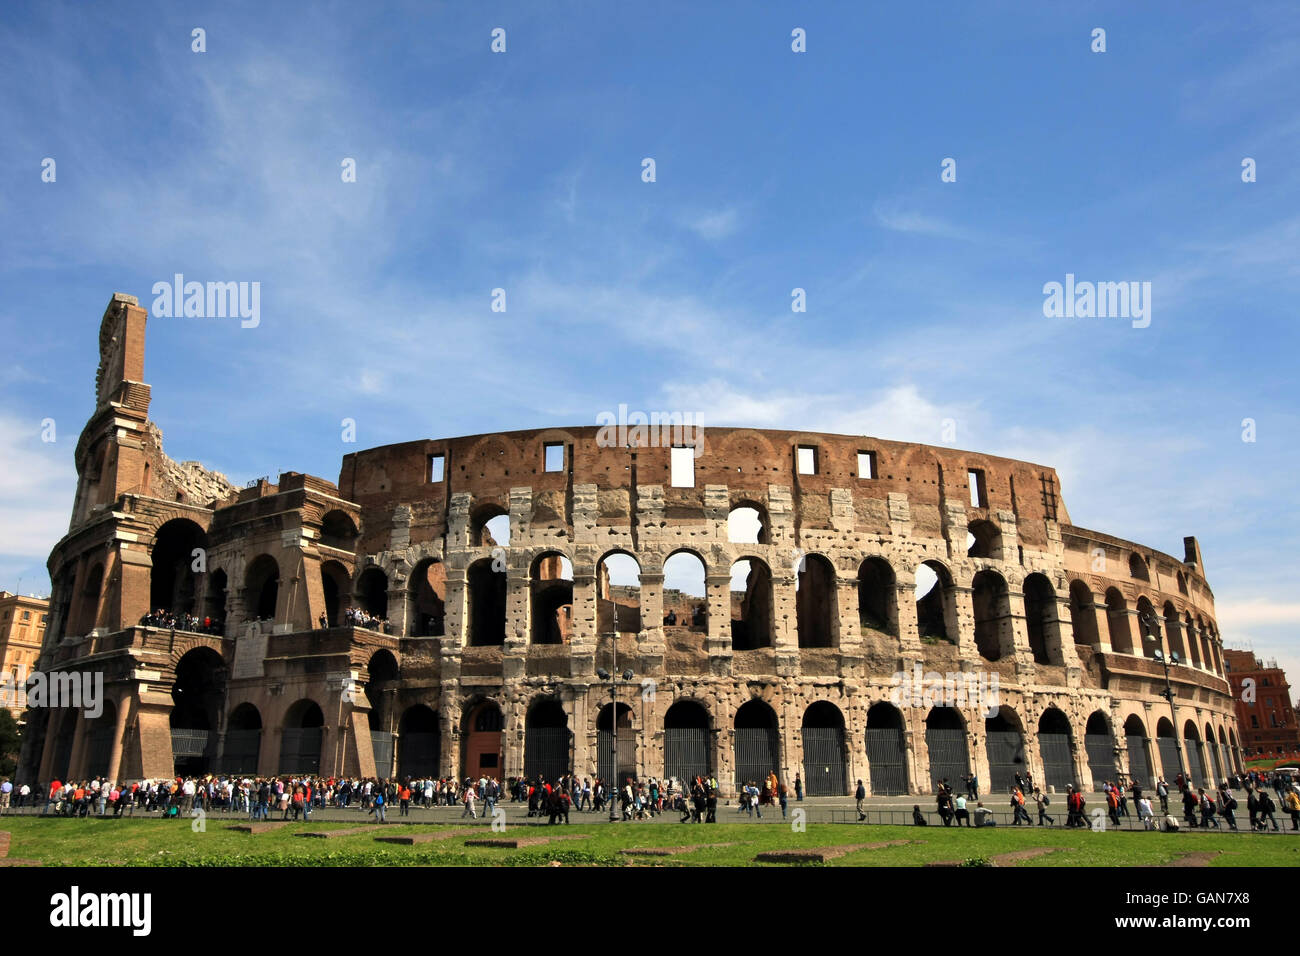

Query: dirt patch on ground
[[373, 828, 479, 846], [619, 843, 738, 857], [465, 832, 592, 848], [1165, 851, 1222, 867], [926, 846, 1067, 867], [296, 826, 385, 839], [755, 840, 912, 863], [226, 822, 289, 834]]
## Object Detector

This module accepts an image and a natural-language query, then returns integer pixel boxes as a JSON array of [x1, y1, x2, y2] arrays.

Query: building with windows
[[20, 294, 1245, 794], [1223, 649, 1300, 757], [0, 591, 48, 719]]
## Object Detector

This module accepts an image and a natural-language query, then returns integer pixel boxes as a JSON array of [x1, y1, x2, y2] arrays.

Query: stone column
[[704, 573, 733, 675], [105, 693, 132, 783]]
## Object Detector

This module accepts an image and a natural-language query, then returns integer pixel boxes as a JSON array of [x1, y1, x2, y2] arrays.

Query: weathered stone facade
[[20, 294, 1245, 796]]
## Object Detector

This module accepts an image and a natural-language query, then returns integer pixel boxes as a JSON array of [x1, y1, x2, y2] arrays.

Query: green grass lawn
[[3, 817, 1298, 866]]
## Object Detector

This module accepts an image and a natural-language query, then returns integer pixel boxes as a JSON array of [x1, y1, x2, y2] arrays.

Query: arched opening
[[364, 650, 399, 732], [865, 702, 908, 795], [663, 551, 708, 632], [1228, 729, 1242, 773], [149, 518, 208, 616], [75, 564, 104, 636], [1197, 616, 1213, 672], [244, 555, 280, 622], [663, 700, 712, 784], [730, 558, 773, 650], [1155, 717, 1180, 784], [319, 560, 350, 627], [924, 707, 969, 790], [471, 505, 511, 547], [1184, 612, 1202, 668], [966, 519, 1002, 559], [596, 702, 636, 788], [461, 700, 504, 780], [1105, 588, 1134, 655], [733, 700, 780, 790], [800, 701, 847, 795], [915, 560, 957, 644], [524, 698, 570, 782], [85, 700, 118, 780], [1069, 581, 1100, 648], [972, 570, 1012, 662], [410, 558, 446, 637], [1129, 553, 1149, 581], [1176, 570, 1188, 595], [857, 557, 897, 635], [398, 705, 440, 779], [1123, 714, 1152, 786], [466, 558, 506, 646], [1022, 573, 1060, 664], [597, 552, 641, 636], [727, 503, 769, 544], [984, 707, 1026, 793], [202, 568, 227, 633], [169, 647, 225, 776], [224, 703, 262, 775], [530, 552, 573, 645], [1135, 597, 1159, 658], [1206, 721, 1224, 784], [1037, 708, 1075, 791], [1218, 726, 1234, 777], [319, 510, 358, 551], [280, 699, 324, 775], [356, 567, 389, 621], [1163, 601, 1186, 663], [50, 707, 78, 780], [1084, 711, 1117, 785], [1183, 720, 1205, 789], [795, 553, 836, 648]]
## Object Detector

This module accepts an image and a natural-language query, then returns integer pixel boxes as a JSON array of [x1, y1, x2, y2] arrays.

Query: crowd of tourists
[[923, 768, 1300, 832], [324, 606, 393, 633], [138, 608, 223, 635]]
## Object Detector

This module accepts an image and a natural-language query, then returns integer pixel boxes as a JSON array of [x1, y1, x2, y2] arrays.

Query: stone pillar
[[105, 693, 132, 783], [65, 711, 90, 781], [443, 567, 468, 647], [771, 571, 799, 676], [704, 573, 733, 675], [387, 585, 411, 637], [637, 571, 666, 677]]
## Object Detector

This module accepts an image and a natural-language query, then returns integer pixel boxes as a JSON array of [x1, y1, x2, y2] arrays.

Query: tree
[[0, 709, 21, 778]]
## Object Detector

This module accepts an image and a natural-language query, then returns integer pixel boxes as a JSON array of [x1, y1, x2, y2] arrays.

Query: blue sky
[[1, 2, 1297, 683]]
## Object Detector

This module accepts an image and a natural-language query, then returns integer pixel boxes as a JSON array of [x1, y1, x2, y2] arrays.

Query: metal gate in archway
[[733, 728, 780, 789], [280, 728, 322, 774], [524, 728, 570, 782], [223, 730, 261, 775], [370, 732, 394, 778], [1039, 734, 1075, 791], [866, 727, 908, 795], [597, 730, 637, 787], [985, 732, 1024, 792], [1125, 735, 1152, 786], [1184, 739, 1205, 788], [398, 732, 439, 778], [664, 728, 710, 784], [801, 727, 846, 796], [925, 729, 969, 789], [1156, 737, 1182, 782], [1085, 734, 1117, 784]]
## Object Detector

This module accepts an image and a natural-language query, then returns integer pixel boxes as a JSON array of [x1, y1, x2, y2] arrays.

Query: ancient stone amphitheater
[[22, 295, 1243, 796]]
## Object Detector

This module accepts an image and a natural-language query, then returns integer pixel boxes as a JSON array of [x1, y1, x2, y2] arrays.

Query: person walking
[[1284, 787, 1300, 830], [1156, 778, 1169, 814], [1217, 783, 1239, 831], [854, 779, 866, 822], [1257, 788, 1279, 832], [1033, 788, 1054, 827], [795, 773, 803, 801]]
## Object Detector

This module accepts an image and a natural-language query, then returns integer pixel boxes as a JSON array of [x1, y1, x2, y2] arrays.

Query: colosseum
[[21, 294, 1245, 797]]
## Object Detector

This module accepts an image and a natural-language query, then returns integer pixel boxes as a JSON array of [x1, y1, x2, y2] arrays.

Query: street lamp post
[[1140, 609, 1188, 786], [597, 630, 634, 822]]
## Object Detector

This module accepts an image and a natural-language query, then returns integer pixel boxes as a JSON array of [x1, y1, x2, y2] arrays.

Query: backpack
[[1043, 796, 1050, 806]]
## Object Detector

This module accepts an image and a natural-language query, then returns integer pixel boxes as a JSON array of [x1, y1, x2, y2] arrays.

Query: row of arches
[[124, 519, 1224, 677]]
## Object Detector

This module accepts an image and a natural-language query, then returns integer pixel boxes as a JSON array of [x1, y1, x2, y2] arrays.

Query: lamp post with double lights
[[1140, 608, 1188, 786]]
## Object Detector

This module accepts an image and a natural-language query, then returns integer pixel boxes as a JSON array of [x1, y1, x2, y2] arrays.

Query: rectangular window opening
[[797, 445, 817, 475], [670, 446, 695, 488], [967, 468, 988, 508], [429, 454, 445, 483], [544, 443, 565, 473], [857, 451, 877, 480]]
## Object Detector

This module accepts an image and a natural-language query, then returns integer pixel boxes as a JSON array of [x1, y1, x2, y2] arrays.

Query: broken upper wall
[[338, 426, 1070, 555]]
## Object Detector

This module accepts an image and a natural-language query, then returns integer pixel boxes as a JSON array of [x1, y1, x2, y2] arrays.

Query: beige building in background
[[0, 592, 48, 719]]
